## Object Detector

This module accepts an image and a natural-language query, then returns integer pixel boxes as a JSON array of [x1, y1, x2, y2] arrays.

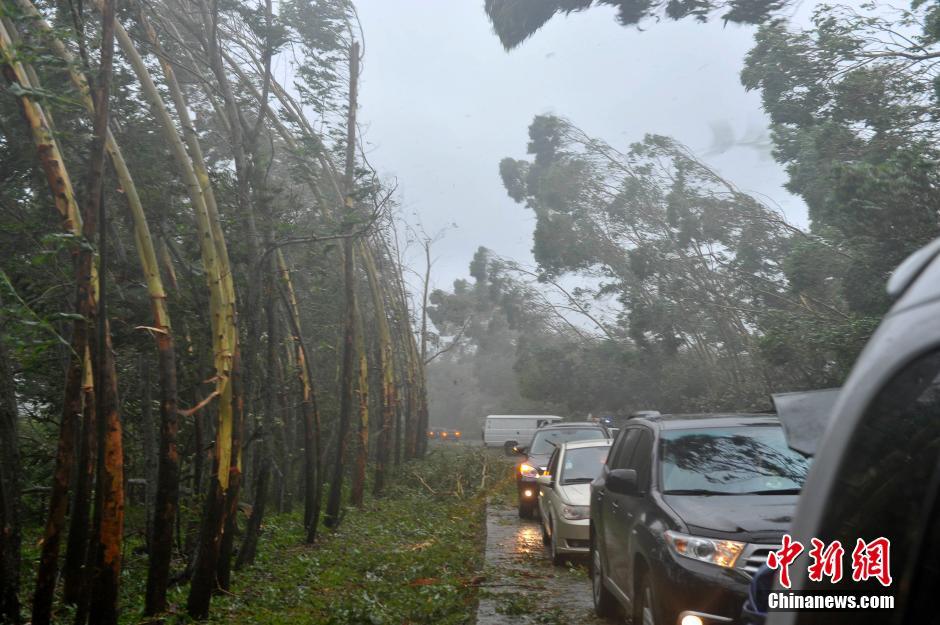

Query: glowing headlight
[[665, 531, 744, 568], [560, 504, 590, 520], [519, 463, 539, 478]]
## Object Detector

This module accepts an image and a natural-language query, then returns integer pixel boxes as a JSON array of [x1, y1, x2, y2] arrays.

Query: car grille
[[741, 545, 778, 575]]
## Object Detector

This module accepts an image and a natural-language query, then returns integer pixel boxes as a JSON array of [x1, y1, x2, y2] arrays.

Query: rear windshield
[[659, 425, 809, 495], [530, 428, 606, 455], [560, 446, 609, 484]]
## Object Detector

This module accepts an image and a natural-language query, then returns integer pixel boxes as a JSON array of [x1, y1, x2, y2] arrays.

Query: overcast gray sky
[[354, 1, 811, 292]]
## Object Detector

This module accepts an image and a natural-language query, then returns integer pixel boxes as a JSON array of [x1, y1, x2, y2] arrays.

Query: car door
[[619, 429, 653, 605], [540, 447, 561, 521], [601, 427, 641, 596]]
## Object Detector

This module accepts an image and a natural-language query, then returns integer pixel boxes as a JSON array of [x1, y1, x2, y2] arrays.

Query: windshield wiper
[[742, 488, 802, 495], [661, 489, 727, 496], [561, 477, 595, 485]]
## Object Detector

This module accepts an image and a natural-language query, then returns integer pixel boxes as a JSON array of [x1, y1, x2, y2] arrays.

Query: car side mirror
[[536, 474, 553, 488], [606, 469, 638, 495]]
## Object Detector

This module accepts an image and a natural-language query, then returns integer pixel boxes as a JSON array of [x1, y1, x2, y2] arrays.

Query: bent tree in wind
[[484, 0, 790, 49]]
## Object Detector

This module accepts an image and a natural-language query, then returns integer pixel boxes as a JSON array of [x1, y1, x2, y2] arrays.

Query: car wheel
[[518, 501, 533, 519], [503, 441, 517, 456], [591, 536, 618, 618], [635, 575, 658, 625], [540, 514, 549, 545], [549, 519, 565, 565]]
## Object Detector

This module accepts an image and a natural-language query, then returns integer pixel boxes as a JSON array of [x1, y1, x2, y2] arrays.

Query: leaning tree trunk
[[350, 292, 369, 507], [111, 16, 238, 618], [81, 1, 125, 620], [360, 243, 396, 496], [0, 22, 96, 625], [276, 251, 321, 541], [0, 295, 22, 623], [325, 41, 361, 530]]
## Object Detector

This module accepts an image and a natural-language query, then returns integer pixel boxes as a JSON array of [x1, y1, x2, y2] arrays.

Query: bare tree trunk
[[62, 363, 95, 606], [0, 22, 95, 625], [235, 456, 269, 570], [325, 41, 360, 529], [0, 296, 22, 624], [350, 295, 369, 507], [82, 1, 124, 619], [141, 355, 157, 547], [275, 252, 321, 541]]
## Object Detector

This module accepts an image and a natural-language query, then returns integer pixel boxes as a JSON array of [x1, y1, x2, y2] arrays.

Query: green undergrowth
[[200, 446, 500, 625], [19, 446, 508, 625]]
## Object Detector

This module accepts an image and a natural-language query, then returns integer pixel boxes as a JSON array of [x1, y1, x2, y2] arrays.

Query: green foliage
[[742, 5, 940, 315], [484, 0, 788, 50], [203, 447, 488, 625]]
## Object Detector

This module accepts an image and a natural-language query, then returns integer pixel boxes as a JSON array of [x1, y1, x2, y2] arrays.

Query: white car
[[537, 439, 612, 564], [482, 414, 562, 451]]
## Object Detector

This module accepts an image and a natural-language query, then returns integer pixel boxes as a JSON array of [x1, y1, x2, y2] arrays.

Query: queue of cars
[[492, 237, 940, 624], [505, 413, 803, 625]]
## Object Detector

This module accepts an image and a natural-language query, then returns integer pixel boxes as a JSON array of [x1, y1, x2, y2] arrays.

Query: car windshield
[[529, 428, 605, 455], [660, 425, 809, 495], [560, 446, 609, 484]]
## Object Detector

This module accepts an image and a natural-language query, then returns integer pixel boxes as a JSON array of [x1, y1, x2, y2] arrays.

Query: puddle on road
[[475, 503, 617, 625]]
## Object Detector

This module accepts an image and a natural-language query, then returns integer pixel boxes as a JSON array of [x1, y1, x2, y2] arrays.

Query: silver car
[[537, 439, 612, 564]]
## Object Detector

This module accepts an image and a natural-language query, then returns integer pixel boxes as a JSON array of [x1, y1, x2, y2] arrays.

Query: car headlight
[[665, 531, 744, 568], [519, 463, 539, 478], [560, 504, 590, 520]]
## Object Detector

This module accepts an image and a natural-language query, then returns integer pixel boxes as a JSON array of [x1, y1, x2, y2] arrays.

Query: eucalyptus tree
[[484, 0, 790, 49], [742, 3, 940, 317], [499, 115, 847, 407]]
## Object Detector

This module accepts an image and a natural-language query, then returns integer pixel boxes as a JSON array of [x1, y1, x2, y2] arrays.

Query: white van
[[483, 414, 563, 450]]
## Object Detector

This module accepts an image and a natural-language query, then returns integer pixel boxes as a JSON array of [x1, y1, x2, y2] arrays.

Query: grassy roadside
[[19, 446, 509, 624], [203, 445, 503, 625], [205, 446, 495, 624]]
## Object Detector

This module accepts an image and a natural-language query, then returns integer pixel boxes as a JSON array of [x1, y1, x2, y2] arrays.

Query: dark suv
[[590, 413, 809, 625], [516, 422, 609, 518]]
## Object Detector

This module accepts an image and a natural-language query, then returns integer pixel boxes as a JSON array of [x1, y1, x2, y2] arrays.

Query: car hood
[[662, 494, 797, 542], [556, 483, 591, 506], [525, 453, 552, 471]]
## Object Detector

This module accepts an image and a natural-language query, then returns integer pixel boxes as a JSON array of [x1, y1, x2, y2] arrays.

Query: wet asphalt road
[[476, 503, 618, 625]]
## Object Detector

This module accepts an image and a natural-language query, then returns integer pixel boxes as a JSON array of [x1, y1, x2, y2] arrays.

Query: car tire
[[635, 574, 658, 625], [503, 441, 517, 456], [549, 519, 565, 565], [591, 536, 618, 618], [540, 515, 549, 545], [518, 501, 533, 519]]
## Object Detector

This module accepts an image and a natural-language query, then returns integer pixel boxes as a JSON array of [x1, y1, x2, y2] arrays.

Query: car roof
[[485, 414, 563, 420], [562, 439, 613, 451], [536, 421, 606, 430], [628, 413, 780, 430]]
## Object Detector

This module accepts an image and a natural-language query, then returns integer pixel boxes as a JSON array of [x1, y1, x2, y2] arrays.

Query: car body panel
[[538, 440, 611, 555], [593, 414, 802, 625], [483, 414, 562, 448], [767, 244, 940, 625]]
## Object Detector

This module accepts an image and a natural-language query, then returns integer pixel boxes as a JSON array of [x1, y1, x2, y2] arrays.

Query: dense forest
[[2, 0, 940, 622], [428, 0, 940, 426], [0, 0, 432, 622]]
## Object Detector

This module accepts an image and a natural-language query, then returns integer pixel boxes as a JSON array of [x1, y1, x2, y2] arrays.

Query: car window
[[559, 446, 609, 484], [547, 448, 560, 477], [809, 349, 940, 620], [529, 428, 606, 455], [609, 428, 641, 470], [628, 431, 653, 491], [659, 424, 809, 495]]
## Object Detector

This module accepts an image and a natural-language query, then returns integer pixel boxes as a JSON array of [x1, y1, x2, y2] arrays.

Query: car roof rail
[[627, 410, 661, 419], [887, 237, 940, 299]]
